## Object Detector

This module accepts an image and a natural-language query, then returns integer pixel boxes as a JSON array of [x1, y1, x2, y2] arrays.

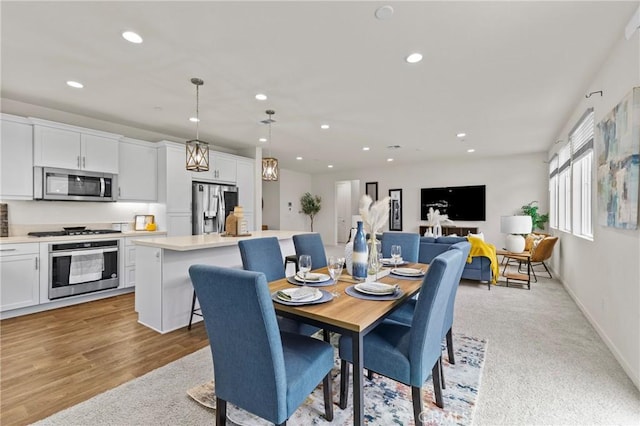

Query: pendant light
[[261, 109, 279, 181], [186, 77, 210, 172]]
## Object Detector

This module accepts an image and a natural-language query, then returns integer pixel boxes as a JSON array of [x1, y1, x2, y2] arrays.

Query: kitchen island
[[134, 230, 302, 333]]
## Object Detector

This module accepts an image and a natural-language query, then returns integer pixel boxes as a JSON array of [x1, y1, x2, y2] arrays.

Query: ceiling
[[1, 1, 636, 174]]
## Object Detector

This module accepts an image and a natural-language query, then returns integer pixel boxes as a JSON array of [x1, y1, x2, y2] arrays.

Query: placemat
[[286, 276, 335, 287], [271, 289, 334, 306], [345, 285, 404, 301]]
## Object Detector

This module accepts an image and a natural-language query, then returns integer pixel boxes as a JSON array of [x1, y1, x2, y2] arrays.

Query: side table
[[496, 249, 532, 290]]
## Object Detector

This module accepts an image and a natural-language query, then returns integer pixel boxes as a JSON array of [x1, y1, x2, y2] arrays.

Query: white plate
[[276, 288, 323, 302], [354, 282, 397, 295], [294, 272, 331, 283], [391, 267, 425, 277]]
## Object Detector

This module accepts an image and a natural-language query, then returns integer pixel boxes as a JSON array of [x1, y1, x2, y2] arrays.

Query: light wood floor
[[0, 293, 209, 426]]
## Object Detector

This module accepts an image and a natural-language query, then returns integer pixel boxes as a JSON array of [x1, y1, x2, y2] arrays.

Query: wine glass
[[328, 256, 344, 297], [298, 255, 312, 287], [375, 249, 383, 280], [391, 245, 402, 269]]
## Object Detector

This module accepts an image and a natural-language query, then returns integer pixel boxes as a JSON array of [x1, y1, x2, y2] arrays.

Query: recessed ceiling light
[[406, 53, 423, 64], [457, 132, 467, 138], [189, 117, 199, 123], [387, 158, 394, 162], [362, 146, 370, 151], [255, 93, 267, 101], [467, 148, 475, 153], [66, 81, 83, 88], [259, 138, 267, 143], [122, 31, 143, 44], [328, 164, 334, 168], [375, 5, 394, 20], [296, 156, 303, 160], [320, 124, 330, 130]]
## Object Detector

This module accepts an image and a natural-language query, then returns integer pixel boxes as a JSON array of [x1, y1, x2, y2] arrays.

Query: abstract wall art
[[596, 87, 639, 230]]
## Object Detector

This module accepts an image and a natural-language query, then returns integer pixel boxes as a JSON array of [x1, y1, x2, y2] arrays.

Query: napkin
[[357, 282, 398, 294], [277, 287, 320, 301], [296, 272, 323, 281]]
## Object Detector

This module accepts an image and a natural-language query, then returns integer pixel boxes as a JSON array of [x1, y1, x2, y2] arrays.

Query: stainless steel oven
[[48, 240, 119, 299]]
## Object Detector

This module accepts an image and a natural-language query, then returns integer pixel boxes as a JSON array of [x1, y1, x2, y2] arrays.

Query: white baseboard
[[556, 267, 640, 391]]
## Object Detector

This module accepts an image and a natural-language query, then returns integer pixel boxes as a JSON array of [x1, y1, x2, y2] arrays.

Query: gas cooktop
[[28, 228, 122, 237]]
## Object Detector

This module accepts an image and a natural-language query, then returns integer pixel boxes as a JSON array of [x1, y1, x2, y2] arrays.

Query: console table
[[418, 225, 478, 236]]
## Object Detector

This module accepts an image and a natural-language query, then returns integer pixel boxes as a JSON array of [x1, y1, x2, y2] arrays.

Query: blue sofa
[[418, 236, 493, 283]]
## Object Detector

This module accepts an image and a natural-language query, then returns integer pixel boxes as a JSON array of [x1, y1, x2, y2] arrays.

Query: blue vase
[[352, 221, 368, 279]]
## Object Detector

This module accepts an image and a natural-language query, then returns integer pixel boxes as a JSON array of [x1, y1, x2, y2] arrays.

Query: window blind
[[549, 155, 559, 177], [571, 109, 594, 160], [558, 144, 571, 172]]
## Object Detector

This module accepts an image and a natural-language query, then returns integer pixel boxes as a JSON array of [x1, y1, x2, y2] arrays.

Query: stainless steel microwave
[[34, 167, 118, 202]]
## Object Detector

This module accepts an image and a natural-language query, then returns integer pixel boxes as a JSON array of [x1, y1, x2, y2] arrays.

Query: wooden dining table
[[269, 262, 428, 426]]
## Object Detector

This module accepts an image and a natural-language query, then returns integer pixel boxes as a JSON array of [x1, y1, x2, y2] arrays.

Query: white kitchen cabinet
[[32, 119, 120, 173], [167, 213, 192, 237], [236, 158, 256, 231], [0, 114, 33, 200], [118, 138, 157, 201], [212, 153, 237, 183], [191, 151, 237, 184], [158, 143, 192, 213], [0, 243, 40, 312]]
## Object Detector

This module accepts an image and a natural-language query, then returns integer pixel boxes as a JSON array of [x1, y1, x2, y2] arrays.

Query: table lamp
[[500, 215, 532, 253]]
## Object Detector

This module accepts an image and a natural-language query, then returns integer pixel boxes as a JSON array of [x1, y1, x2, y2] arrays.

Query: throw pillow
[[468, 231, 484, 241], [524, 233, 544, 251], [530, 237, 545, 258]]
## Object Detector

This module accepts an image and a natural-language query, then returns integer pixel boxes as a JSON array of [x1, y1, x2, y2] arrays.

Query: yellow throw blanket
[[466, 236, 499, 284]]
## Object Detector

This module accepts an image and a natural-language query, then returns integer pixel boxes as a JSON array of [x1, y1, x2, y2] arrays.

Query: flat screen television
[[420, 185, 486, 221]]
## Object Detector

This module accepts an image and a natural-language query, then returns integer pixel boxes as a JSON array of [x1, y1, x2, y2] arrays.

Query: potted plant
[[521, 201, 549, 231], [300, 192, 321, 231]]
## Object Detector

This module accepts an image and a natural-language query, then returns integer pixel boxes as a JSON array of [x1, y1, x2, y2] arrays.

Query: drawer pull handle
[[0, 248, 17, 252]]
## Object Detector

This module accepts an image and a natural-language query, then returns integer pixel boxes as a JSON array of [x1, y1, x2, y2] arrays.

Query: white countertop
[[133, 230, 306, 251], [0, 230, 167, 244]]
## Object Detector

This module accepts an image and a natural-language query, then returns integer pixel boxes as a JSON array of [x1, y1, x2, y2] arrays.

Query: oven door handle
[[50, 247, 118, 257], [100, 178, 106, 197]]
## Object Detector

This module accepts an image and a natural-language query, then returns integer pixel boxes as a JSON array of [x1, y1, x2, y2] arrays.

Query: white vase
[[344, 241, 354, 275], [434, 222, 442, 237]]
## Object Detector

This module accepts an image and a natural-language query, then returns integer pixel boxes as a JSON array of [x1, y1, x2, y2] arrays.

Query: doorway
[[335, 180, 356, 244]]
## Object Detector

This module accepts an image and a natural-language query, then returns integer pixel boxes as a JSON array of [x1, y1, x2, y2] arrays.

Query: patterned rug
[[187, 334, 487, 426]]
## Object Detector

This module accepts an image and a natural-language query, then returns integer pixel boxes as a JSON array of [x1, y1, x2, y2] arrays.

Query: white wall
[[311, 152, 548, 247], [279, 169, 313, 232], [262, 180, 280, 230], [547, 27, 640, 388]]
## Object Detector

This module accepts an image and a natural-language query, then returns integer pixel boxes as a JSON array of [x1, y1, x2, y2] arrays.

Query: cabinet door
[[213, 154, 237, 183], [0, 254, 40, 312], [0, 118, 33, 199], [33, 126, 81, 169], [236, 159, 255, 211], [167, 213, 192, 237], [119, 142, 157, 201], [81, 134, 119, 173], [165, 147, 192, 212]]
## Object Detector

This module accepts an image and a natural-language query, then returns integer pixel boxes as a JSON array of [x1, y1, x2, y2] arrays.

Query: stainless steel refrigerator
[[192, 182, 239, 235]]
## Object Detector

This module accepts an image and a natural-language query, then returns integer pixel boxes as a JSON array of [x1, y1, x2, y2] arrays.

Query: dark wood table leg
[[352, 332, 364, 426]]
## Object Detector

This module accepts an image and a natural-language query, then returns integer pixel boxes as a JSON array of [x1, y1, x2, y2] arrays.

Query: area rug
[[188, 334, 487, 426]]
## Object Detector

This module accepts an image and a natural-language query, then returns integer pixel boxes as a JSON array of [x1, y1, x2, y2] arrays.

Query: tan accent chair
[[519, 235, 558, 282]]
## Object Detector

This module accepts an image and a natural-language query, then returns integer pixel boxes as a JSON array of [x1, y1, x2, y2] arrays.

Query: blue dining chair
[[385, 241, 471, 388], [238, 237, 320, 336], [189, 265, 334, 426], [387, 242, 470, 352], [292, 233, 328, 269], [338, 249, 462, 422], [381, 232, 420, 262]]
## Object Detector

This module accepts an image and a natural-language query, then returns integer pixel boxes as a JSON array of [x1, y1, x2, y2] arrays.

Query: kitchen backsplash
[[1, 200, 161, 236]]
